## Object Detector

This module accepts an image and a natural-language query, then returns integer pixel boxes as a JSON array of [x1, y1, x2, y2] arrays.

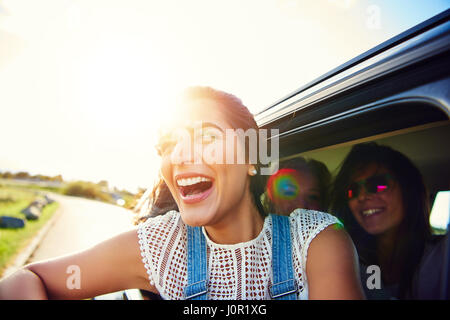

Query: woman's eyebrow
[[198, 122, 225, 132]]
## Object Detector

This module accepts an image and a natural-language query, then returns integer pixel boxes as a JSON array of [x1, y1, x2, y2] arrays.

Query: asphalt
[[2, 193, 134, 279]]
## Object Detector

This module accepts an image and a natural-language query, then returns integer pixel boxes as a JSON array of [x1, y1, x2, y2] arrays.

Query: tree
[[51, 175, 63, 182], [15, 171, 30, 179], [2, 171, 12, 179]]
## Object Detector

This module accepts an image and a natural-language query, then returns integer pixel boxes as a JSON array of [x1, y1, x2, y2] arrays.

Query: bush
[[63, 181, 113, 203]]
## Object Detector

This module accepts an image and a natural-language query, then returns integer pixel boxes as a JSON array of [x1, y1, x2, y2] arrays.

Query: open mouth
[[361, 208, 384, 217], [175, 174, 214, 203]]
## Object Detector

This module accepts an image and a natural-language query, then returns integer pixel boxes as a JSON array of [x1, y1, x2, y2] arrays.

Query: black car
[[255, 9, 450, 299]]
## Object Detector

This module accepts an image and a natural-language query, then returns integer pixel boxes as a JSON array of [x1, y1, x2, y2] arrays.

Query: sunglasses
[[347, 173, 393, 200]]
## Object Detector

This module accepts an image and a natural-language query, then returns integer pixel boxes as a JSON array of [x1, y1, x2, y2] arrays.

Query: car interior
[[282, 112, 450, 226]]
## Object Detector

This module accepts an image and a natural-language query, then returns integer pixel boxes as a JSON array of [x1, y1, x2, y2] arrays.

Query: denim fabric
[[184, 214, 298, 300], [184, 225, 208, 300], [270, 214, 298, 300]]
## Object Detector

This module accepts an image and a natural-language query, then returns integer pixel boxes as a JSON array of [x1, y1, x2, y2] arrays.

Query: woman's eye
[[202, 133, 216, 143], [199, 130, 220, 144], [156, 140, 176, 156]]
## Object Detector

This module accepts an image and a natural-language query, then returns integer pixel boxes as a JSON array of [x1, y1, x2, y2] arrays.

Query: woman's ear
[[248, 166, 257, 176]]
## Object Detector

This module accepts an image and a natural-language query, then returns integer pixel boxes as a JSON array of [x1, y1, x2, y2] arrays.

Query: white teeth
[[176, 176, 211, 187], [362, 208, 382, 216]]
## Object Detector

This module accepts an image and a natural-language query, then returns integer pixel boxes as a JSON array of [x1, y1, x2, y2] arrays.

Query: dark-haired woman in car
[[331, 142, 448, 299]]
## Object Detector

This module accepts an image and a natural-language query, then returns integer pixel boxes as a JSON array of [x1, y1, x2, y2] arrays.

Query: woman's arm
[[0, 228, 155, 300], [0, 268, 49, 299], [306, 224, 365, 300]]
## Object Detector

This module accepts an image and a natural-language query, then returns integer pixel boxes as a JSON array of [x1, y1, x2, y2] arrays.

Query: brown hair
[[133, 175, 178, 225], [330, 142, 432, 298]]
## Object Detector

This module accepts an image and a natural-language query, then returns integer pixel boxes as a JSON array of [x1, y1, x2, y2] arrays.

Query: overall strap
[[270, 214, 298, 300], [184, 225, 208, 300]]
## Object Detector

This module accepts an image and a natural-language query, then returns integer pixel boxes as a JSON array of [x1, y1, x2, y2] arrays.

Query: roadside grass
[[0, 185, 59, 277], [0, 179, 65, 195]]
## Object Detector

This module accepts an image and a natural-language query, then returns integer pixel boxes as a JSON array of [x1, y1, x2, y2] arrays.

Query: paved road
[[28, 193, 135, 263]]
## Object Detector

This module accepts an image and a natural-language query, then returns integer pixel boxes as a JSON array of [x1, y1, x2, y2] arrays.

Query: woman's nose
[[356, 186, 372, 201], [171, 138, 194, 165], [170, 130, 203, 165]]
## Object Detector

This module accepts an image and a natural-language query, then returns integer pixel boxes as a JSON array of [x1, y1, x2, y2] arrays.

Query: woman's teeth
[[176, 175, 214, 203], [177, 176, 211, 187], [362, 208, 382, 216]]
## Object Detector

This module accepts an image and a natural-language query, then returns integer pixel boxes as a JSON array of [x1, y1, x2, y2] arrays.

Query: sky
[[0, 0, 449, 193]]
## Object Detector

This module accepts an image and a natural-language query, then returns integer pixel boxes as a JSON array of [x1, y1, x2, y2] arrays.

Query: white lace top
[[137, 209, 341, 300]]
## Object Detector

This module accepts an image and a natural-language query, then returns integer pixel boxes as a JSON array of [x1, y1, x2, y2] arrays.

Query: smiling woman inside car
[[263, 157, 332, 215], [331, 142, 448, 300], [0, 87, 364, 300]]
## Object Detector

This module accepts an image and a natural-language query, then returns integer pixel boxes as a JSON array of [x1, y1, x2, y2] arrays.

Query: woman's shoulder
[[287, 210, 363, 299], [420, 234, 448, 268], [411, 233, 449, 299], [137, 210, 184, 245], [288, 208, 343, 232], [286, 209, 345, 258], [138, 210, 182, 229], [136, 211, 186, 291]]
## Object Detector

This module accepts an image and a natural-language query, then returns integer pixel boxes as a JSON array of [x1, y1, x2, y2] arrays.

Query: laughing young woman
[[0, 87, 364, 300], [330, 142, 448, 299]]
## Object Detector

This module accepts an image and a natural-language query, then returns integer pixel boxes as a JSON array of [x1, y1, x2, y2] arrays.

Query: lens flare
[[267, 168, 301, 201]]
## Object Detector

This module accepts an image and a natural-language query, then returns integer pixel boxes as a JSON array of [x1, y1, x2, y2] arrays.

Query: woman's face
[[158, 98, 253, 227], [347, 164, 405, 235], [271, 169, 322, 215]]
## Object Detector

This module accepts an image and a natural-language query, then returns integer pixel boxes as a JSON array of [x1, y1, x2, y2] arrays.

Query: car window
[[430, 190, 450, 234], [296, 121, 450, 213]]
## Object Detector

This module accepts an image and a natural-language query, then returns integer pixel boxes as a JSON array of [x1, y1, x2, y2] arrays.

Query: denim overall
[[183, 214, 298, 300]]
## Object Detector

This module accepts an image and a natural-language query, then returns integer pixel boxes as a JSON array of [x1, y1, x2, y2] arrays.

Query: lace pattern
[[137, 209, 341, 300]]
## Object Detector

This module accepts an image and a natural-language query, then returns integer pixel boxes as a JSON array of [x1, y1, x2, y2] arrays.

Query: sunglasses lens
[[348, 189, 353, 199], [347, 174, 391, 200], [347, 183, 359, 199], [366, 175, 390, 194]]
